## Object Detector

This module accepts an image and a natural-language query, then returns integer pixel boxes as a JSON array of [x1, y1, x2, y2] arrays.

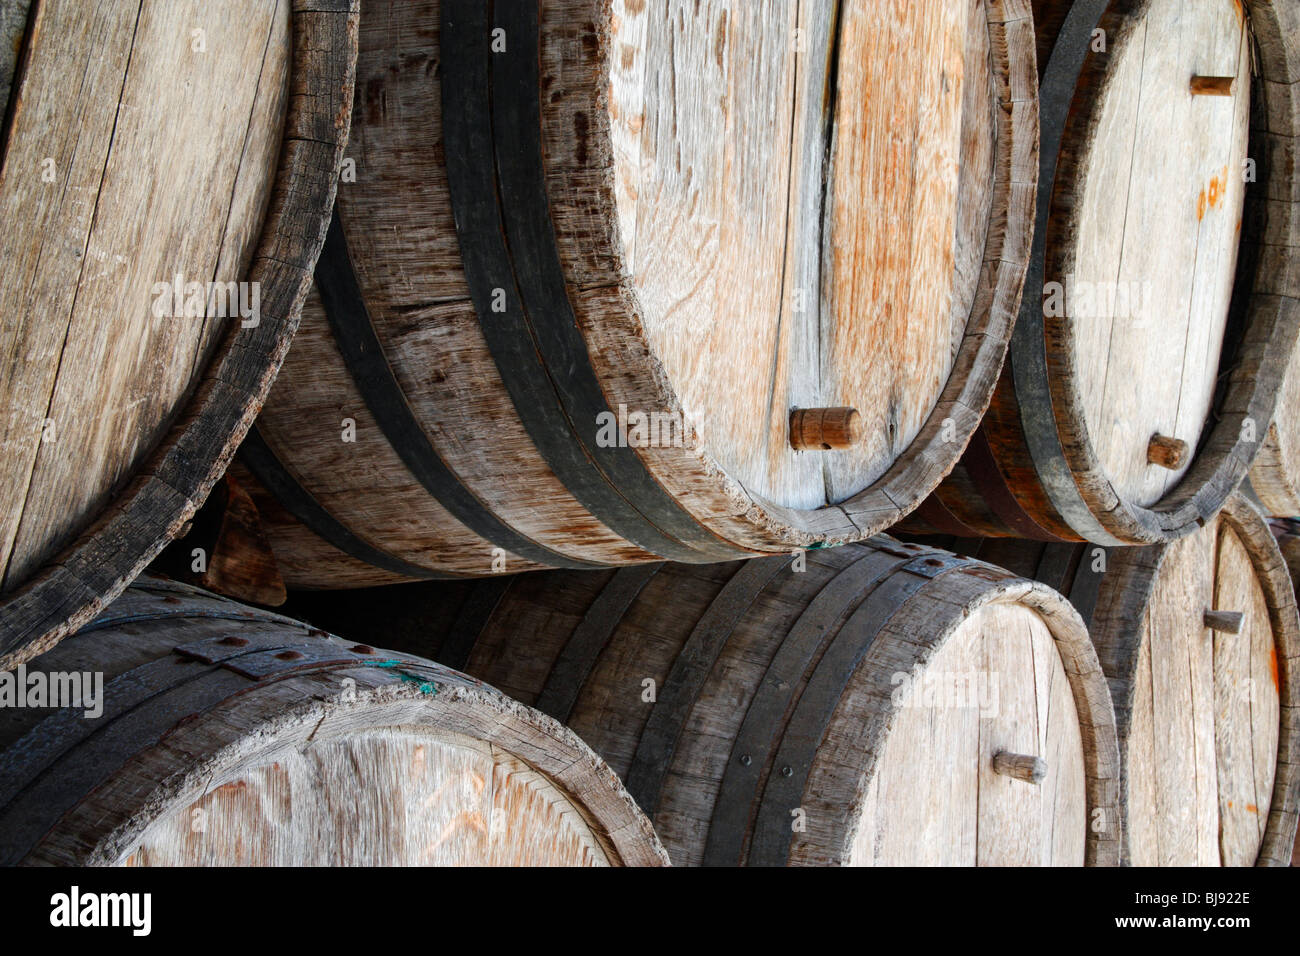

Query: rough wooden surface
[[1065, 0, 1249, 508], [916, 494, 1300, 865], [287, 537, 1120, 867], [0, 577, 667, 867], [853, 603, 1085, 866], [0, 0, 359, 669], [897, 0, 1300, 546], [244, 0, 1038, 585]]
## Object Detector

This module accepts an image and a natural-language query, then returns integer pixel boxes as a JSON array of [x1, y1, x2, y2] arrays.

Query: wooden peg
[[1147, 433, 1188, 470], [790, 407, 862, 451], [1190, 75, 1235, 96], [1204, 610, 1245, 634], [992, 751, 1047, 785]]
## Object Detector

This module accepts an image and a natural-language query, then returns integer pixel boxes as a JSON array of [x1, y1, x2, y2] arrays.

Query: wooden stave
[[0, 575, 667, 867], [287, 538, 1122, 866], [917, 495, 1300, 866], [0, 1, 360, 670], [240, 0, 1040, 585], [898, 0, 1300, 547]]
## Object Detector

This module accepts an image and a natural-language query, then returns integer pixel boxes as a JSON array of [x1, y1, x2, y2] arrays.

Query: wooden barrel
[[285, 538, 1121, 866], [0, 576, 667, 866], [921, 495, 1300, 865], [231, 0, 1039, 587], [0, 0, 358, 669], [899, 0, 1300, 546]]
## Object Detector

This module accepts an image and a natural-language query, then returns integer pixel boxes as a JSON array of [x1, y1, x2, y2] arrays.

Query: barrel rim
[[1093, 493, 1300, 866], [76, 679, 666, 868], [0, 1, 360, 671], [13, 583, 668, 867], [1022, 0, 1300, 545], [809, 564, 1122, 867]]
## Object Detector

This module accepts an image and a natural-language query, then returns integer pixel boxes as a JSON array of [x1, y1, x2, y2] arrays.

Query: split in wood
[[790, 407, 862, 451], [1190, 75, 1235, 96], [1147, 433, 1189, 470], [1204, 609, 1245, 634], [992, 751, 1047, 785]]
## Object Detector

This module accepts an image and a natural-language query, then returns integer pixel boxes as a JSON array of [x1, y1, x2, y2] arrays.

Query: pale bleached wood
[[2, 0, 289, 588], [1252, 339, 1300, 515], [124, 731, 610, 867], [852, 603, 1084, 866], [945, 494, 1300, 864], [0, 0, 358, 670], [1068, 0, 1248, 508], [898, 0, 1300, 548], [1, 578, 667, 867], [1213, 526, 1281, 866]]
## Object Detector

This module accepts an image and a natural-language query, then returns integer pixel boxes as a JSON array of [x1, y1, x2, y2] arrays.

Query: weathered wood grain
[[0, 577, 667, 867], [286, 536, 1120, 867], [0, 1, 360, 669], [242, 0, 1038, 585], [897, 0, 1300, 546], [910, 493, 1300, 865]]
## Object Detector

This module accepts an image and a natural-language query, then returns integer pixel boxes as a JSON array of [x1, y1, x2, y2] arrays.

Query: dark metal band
[[702, 547, 918, 865], [746, 551, 969, 865], [440, 0, 749, 564], [624, 556, 792, 815], [535, 564, 663, 723], [435, 577, 513, 672], [316, 212, 608, 571], [964, 427, 1074, 542], [239, 426, 452, 581]]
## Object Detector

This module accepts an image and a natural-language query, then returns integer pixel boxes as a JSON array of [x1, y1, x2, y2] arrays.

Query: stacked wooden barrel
[[227, 0, 1039, 586], [899, 0, 1300, 546], [0, 577, 666, 866], [920, 495, 1300, 866], [285, 537, 1121, 866], [0, 0, 358, 670]]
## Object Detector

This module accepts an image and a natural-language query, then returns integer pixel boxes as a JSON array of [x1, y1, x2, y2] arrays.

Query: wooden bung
[[993, 752, 1049, 785], [0, 0, 358, 670], [910, 493, 1300, 867], [790, 407, 863, 451], [895, 0, 1298, 548], [0, 577, 667, 867], [228, 0, 1040, 589], [1191, 75, 1236, 96], [1147, 434, 1189, 470], [284, 536, 1122, 867], [1204, 609, 1245, 634]]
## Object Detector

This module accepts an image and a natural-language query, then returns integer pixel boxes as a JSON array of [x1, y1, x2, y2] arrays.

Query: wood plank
[[1213, 525, 1281, 865], [3, 0, 289, 588], [124, 731, 610, 866]]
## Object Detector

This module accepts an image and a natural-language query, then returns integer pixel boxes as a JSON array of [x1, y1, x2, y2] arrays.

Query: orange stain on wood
[[1197, 189, 1207, 221], [1271, 646, 1280, 692], [1246, 803, 1259, 815]]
